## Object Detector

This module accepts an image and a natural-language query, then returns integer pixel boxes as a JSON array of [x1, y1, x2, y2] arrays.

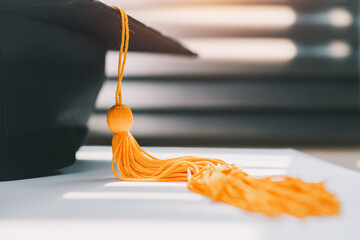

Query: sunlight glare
[[129, 5, 296, 29], [329, 8, 353, 27], [182, 38, 297, 62]]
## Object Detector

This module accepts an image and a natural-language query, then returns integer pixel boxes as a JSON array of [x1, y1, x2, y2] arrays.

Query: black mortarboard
[[0, 0, 194, 181]]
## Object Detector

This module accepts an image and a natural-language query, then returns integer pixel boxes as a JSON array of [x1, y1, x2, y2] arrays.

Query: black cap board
[[0, 0, 195, 181]]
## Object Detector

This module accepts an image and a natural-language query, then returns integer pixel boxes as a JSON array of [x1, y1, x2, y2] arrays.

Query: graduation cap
[[0, 0, 194, 181], [1, 1, 339, 219]]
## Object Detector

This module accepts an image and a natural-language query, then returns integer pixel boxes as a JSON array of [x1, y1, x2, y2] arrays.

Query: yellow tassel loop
[[108, 7, 340, 218]]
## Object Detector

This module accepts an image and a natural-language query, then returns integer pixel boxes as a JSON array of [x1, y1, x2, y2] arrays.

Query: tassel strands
[[107, 7, 340, 218], [188, 165, 339, 219]]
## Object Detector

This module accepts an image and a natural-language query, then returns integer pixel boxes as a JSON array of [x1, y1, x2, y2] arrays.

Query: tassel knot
[[107, 104, 133, 134]]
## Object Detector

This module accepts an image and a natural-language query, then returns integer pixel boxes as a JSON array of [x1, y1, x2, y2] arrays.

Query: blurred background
[[86, 0, 359, 168]]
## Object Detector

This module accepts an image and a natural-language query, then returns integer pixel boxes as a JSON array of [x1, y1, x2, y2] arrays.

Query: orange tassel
[[108, 7, 340, 218]]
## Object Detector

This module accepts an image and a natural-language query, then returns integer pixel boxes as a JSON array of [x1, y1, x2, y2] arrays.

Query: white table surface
[[1, 146, 360, 240]]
